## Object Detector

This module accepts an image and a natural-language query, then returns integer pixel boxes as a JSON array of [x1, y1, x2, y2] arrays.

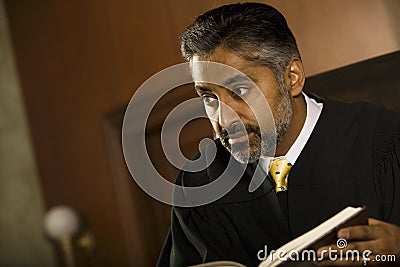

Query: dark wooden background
[[305, 51, 400, 112]]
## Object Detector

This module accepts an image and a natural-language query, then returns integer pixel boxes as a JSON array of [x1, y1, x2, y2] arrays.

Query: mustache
[[220, 122, 260, 140]]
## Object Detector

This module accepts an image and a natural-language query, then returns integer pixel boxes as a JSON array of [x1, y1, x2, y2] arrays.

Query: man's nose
[[218, 101, 239, 129]]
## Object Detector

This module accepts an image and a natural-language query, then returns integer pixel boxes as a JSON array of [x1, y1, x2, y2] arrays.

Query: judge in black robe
[[157, 96, 400, 267], [155, 3, 400, 266]]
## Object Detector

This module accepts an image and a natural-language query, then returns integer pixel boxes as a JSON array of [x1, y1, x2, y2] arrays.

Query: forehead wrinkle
[[221, 73, 258, 88], [193, 68, 258, 87], [193, 50, 256, 74], [192, 53, 262, 90]]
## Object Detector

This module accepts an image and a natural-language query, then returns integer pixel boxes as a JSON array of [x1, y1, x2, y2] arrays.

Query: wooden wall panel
[[166, 0, 400, 76], [4, 0, 189, 266]]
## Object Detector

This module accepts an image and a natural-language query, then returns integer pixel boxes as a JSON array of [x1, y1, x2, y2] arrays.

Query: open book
[[190, 206, 368, 267]]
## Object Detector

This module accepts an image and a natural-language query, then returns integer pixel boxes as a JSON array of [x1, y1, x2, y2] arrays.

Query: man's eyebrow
[[222, 74, 256, 87]]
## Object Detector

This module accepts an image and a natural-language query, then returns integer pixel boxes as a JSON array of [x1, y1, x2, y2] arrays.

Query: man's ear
[[286, 58, 305, 97]]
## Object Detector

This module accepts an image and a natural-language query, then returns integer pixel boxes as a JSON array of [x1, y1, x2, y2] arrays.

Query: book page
[[259, 206, 364, 267]]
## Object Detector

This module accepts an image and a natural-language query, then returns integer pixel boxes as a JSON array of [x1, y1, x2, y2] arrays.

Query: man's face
[[192, 47, 293, 163]]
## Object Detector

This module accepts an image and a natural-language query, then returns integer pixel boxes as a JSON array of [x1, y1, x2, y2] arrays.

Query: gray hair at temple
[[180, 2, 301, 86]]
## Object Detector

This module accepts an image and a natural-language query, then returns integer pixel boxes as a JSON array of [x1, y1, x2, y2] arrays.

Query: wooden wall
[[3, 0, 399, 266]]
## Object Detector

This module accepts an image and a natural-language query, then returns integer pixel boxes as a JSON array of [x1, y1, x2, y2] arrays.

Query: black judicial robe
[[157, 97, 400, 267]]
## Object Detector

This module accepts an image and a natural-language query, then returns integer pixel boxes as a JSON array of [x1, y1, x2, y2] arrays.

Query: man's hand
[[314, 218, 400, 266]]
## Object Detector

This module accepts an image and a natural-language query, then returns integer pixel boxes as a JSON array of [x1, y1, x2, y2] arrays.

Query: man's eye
[[202, 95, 218, 105], [232, 87, 248, 97]]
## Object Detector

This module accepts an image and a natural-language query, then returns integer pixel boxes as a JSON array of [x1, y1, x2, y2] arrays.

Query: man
[[158, 3, 400, 266]]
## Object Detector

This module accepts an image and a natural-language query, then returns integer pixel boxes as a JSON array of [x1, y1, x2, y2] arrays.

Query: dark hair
[[181, 2, 300, 84]]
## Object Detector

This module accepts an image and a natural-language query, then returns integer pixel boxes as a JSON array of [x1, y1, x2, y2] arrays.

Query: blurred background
[[0, 0, 399, 267]]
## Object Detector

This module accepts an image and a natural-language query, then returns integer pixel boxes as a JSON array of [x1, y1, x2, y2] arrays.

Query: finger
[[368, 217, 385, 226], [317, 244, 347, 258], [333, 240, 376, 253], [317, 241, 376, 259], [337, 225, 381, 240]]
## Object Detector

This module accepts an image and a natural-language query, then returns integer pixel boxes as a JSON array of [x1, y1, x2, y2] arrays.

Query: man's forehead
[[191, 57, 255, 87], [194, 74, 254, 92]]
